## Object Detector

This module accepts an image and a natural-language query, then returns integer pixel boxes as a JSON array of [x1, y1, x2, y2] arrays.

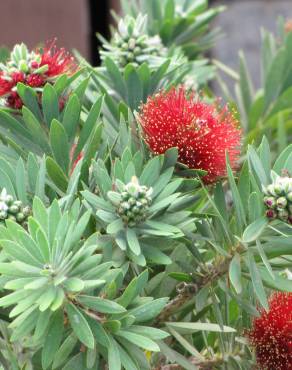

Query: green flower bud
[[9, 205, 19, 214], [287, 192, 292, 202], [5, 195, 13, 205], [16, 212, 25, 223], [8, 215, 16, 222], [22, 206, 31, 217], [128, 38, 136, 50], [274, 185, 283, 195], [276, 197, 287, 209], [134, 46, 142, 55], [127, 52, 134, 60], [13, 200, 22, 208], [19, 59, 29, 73], [132, 206, 140, 214], [278, 209, 289, 221], [0, 210, 7, 220], [128, 197, 137, 206]]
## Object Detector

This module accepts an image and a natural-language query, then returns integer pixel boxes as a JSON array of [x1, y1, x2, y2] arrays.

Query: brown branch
[[155, 255, 233, 324], [155, 357, 224, 370]]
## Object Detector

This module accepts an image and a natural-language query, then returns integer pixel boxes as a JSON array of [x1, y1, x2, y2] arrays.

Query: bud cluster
[[0, 189, 31, 225], [100, 15, 165, 68], [111, 177, 153, 227], [263, 174, 292, 223]]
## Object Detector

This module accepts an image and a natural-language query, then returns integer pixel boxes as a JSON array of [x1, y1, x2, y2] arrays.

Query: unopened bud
[[22, 206, 31, 217], [276, 197, 287, 209], [274, 185, 283, 195], [16, 212, 25, 223], [264, 196, 276, 209], [266, 209, 277, 220], [19, 59, 29, 73], [9, 205, 19, 214], [278, 209, 289, 221], [0, 210, 7, 220]]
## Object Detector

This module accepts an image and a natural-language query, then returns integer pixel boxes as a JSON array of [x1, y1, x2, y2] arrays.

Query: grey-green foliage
[[0, 198, 169, 370], [82, 147, 197, 266]]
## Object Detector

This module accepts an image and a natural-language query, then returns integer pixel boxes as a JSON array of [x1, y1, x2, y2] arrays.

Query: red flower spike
[[26, 74, 45, 88], [0, 73, 13, 96], [247, 292, 292, 370], [0, 39, 78, 109], [138, 87, 241, 183], [6, 92, 23, 110], [39, 39, 77, 78]]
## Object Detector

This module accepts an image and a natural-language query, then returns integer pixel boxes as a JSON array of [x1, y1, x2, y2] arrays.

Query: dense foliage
[[0, 1, 291, 369]]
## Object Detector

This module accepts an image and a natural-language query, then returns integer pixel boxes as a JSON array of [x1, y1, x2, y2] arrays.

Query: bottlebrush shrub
[[0, 2, 291, 369], [82, 148, 196, 266]]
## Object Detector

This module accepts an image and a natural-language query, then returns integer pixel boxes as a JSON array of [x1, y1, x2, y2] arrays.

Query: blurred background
[[0, 0, 291, 87]]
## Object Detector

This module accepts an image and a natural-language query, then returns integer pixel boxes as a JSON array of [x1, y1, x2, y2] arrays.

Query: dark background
[[0, 0, 291, 86]]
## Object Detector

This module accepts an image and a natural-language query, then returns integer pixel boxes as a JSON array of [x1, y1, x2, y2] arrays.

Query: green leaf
[[124, 64, 143, 110], [75, 96, 103, 159], [256, 239, 275, 280], [17, 83, 42, 121], [129, 297, 168, 322], [246, 250, 268, 310], [52, 334, 77, 369], [226, 155, 246, 232], [158, 340, 198, 370], [105, 58, 127, 99], [126, 228, 141, 256], [229, 253, 242, 294], [116, 330, 160, 352], [49, 119, 70, 173], [140, 156, 161, 187], [239, 51, 254, 114], [46, 157, 68, 193], [108, 336, 121, 370], [42, 83, 59, 126], [116, 270, 148, 308], [15, 158, 27, 203], [273, 144, 292, 174], [168, 272, 193, 283], [127, 325, 169, 340], [66, 303, 94, 349], [166, 322, 236, 334], [248, 145, 268, 186], [63, 278, 85, 292], [77, 296, 126, 314], [42, 310, 64, 369], [62, 94, 81, 142], [242, 217, 268, 243], [22, 106, 50, 153]]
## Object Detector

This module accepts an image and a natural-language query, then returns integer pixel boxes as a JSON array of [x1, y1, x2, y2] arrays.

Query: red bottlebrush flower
[[11, 72, 25, 84], [70, 144, 84, 175], [39, 39, 77, 78], [138, 87, 241, 183], [0, 73, 13, 96], [26, 74, 45, 88], [6, 92, 23, 109], [247, 292, 292, 370]]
